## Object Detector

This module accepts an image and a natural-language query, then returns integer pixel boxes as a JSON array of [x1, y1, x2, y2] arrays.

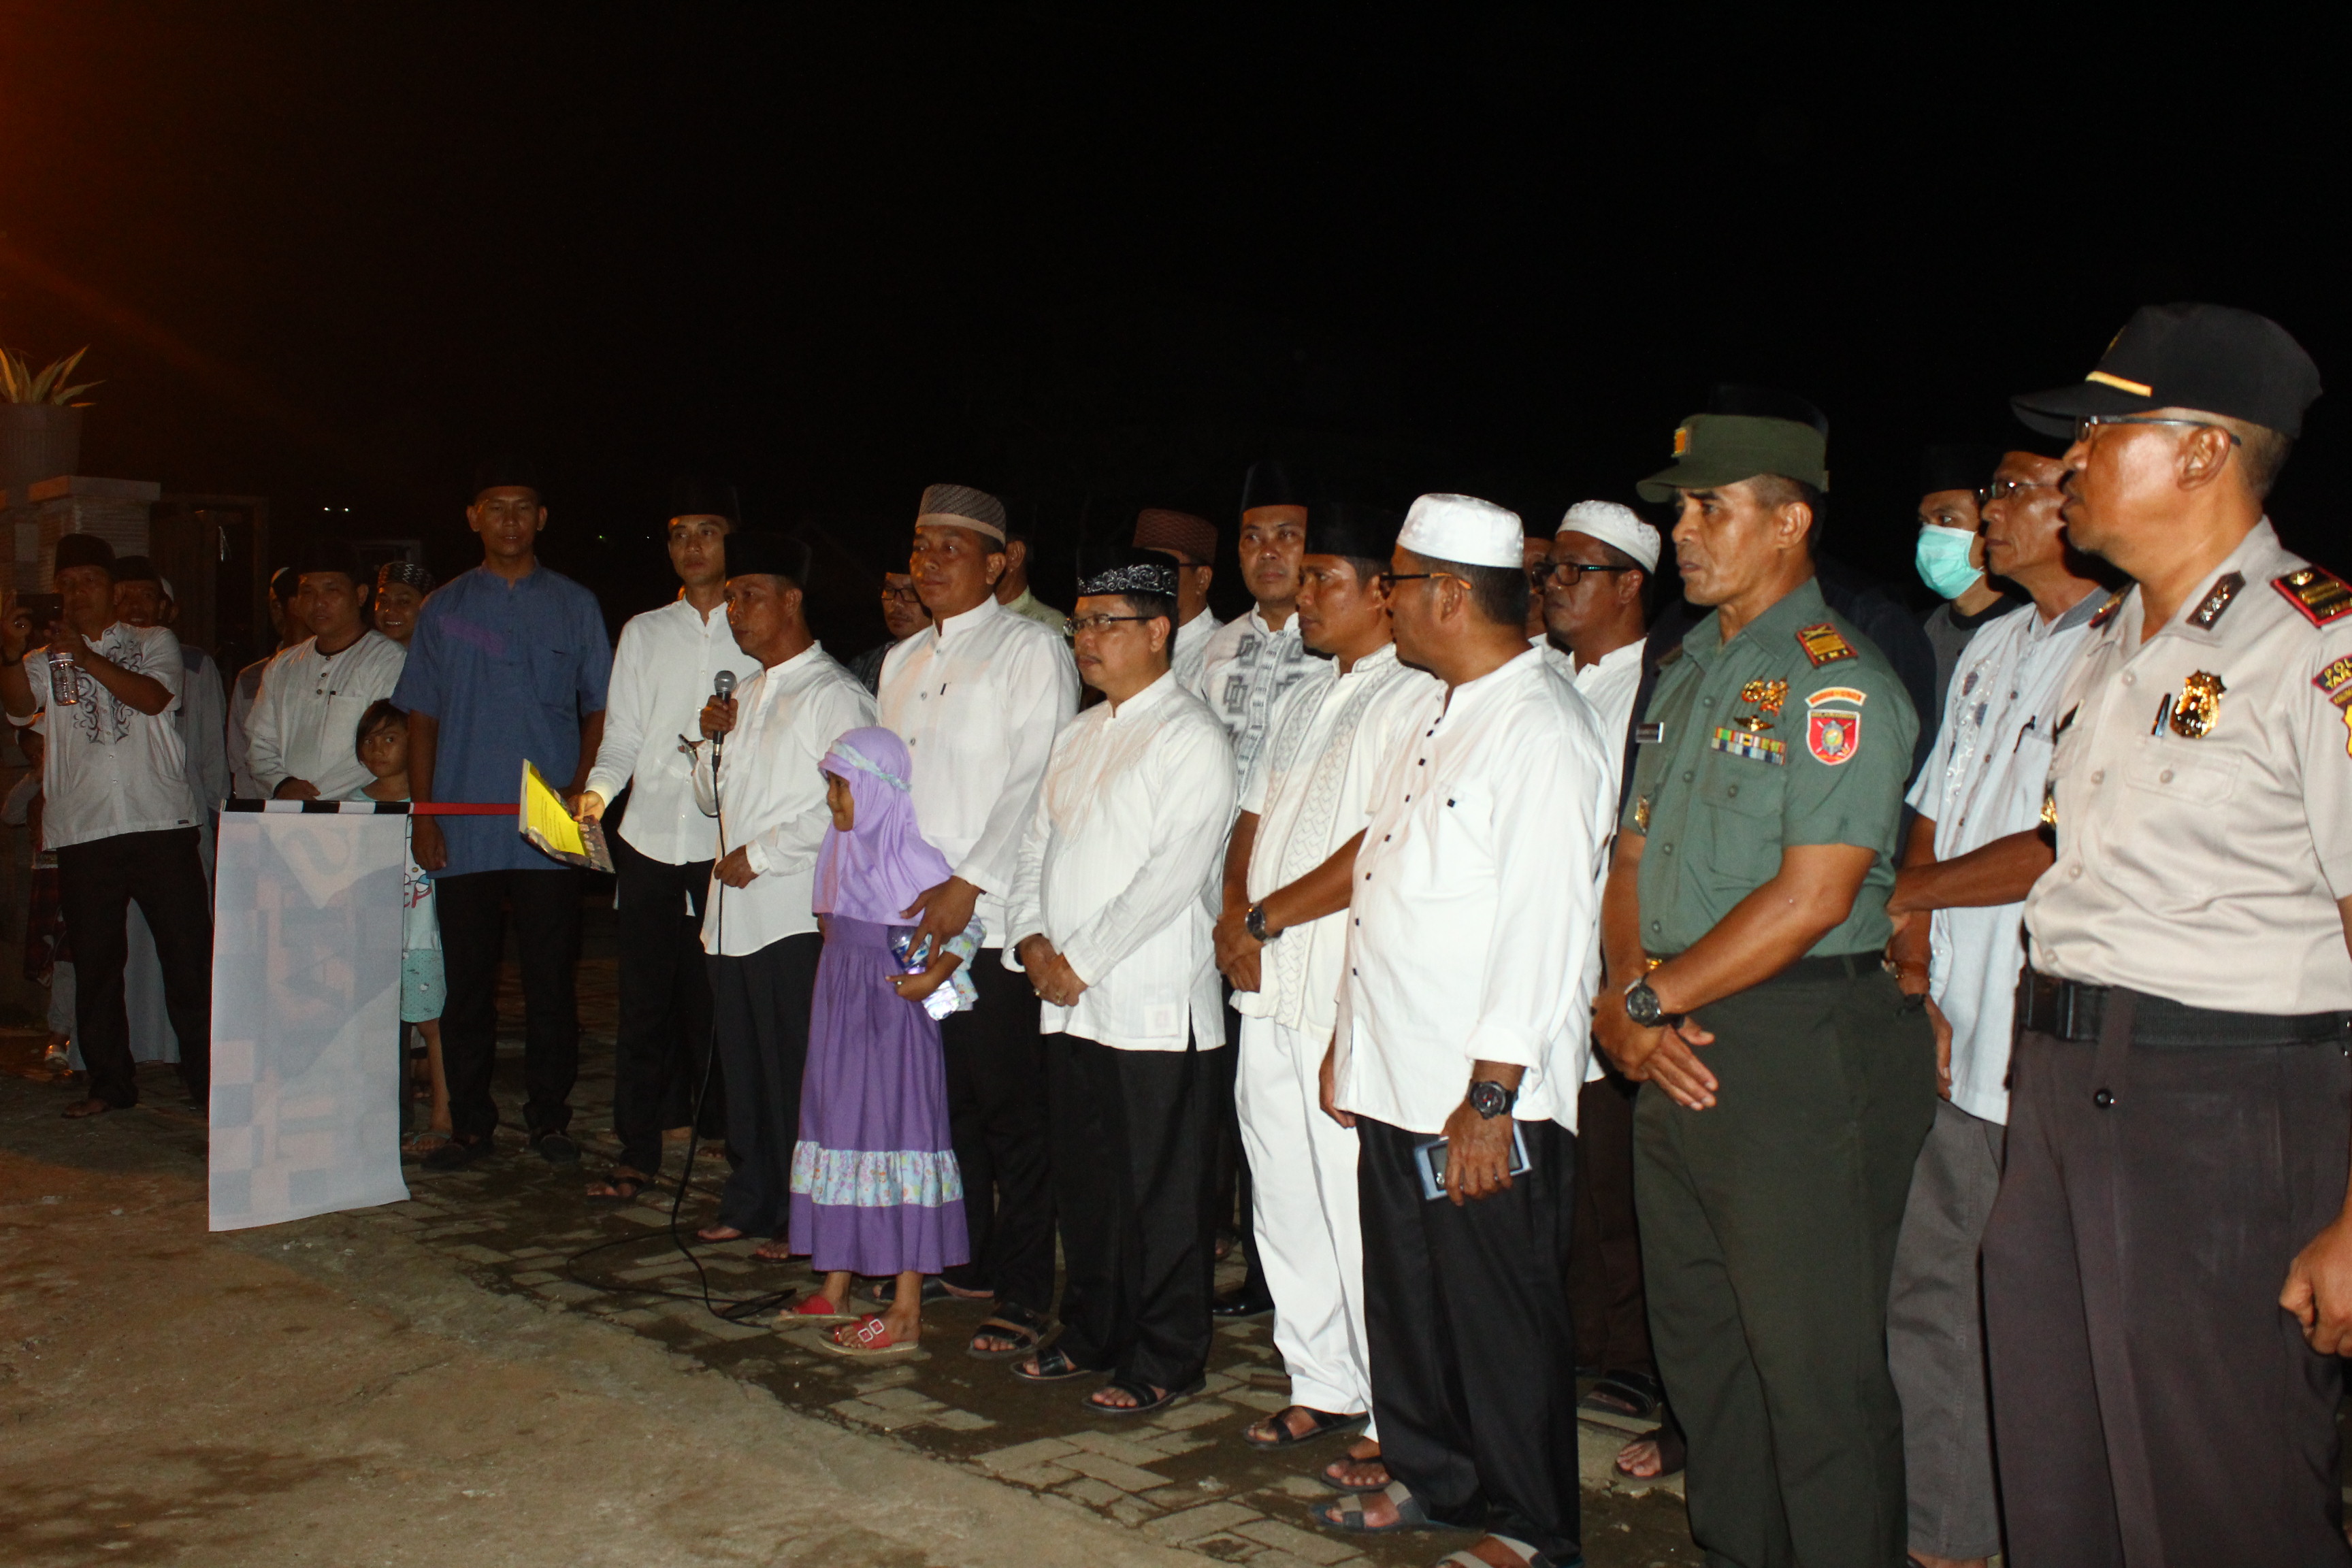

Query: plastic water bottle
[[46, 643, 77, 706]]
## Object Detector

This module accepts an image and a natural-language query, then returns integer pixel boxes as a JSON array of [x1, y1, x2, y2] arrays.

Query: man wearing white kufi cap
[[1309, 495, 1612, 1568]]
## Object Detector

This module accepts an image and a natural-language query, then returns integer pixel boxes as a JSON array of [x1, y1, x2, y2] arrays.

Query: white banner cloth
[[209, 806, 410, 1230]]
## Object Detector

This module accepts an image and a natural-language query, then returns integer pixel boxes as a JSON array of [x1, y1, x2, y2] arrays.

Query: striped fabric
[[1132, 507, 1218, 564], [224, 799, 515, 814], [916, 483, 1008, 542]]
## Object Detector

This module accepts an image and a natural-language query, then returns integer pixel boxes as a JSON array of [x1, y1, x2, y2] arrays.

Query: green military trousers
[[1634, 956, 1936, 1568]]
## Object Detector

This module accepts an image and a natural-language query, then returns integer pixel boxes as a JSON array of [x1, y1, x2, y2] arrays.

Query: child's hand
[[888, 967, 949, 1005]]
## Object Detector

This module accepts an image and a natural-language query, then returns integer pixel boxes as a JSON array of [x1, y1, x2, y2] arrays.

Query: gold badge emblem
[[1672, 426, 1690, 457], [1735, 677, 1788, 732], [1634, 794, 1652, 831], [2169, 671, 2225, 738]]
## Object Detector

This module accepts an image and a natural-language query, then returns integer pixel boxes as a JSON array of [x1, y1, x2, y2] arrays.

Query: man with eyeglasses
[[1592, 406, 1931, 1568], [880, 483, 1079, 1360], [846, 570, 929, 693], [1132, 507, 1223, 691], [1878, 440, 2102, 1568], [1986, 304, 2351, 1567], [1541, 500, 1682, 1469], [1914, 444, 2021, 721], [1005, 551, 1234, 1415]]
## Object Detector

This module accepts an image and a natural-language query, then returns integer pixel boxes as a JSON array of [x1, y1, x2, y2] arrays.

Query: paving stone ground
[[4, 897, 1705, 1567]]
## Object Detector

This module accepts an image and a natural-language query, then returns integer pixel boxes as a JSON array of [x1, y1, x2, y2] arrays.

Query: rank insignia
[[1805, 686, 1866, 766], [2189, 572, 2244, 630], [1633, 793, 1652, 830], [2313, 655, 2352, 756], [1735, 676, 1788, 730], [2168, 670, 2225, 738], [1710, 726, 1788, 765], [1796, 623, 1856, 667], [2275, 566, 2352, 627], [2087, 589, 2131, 630]]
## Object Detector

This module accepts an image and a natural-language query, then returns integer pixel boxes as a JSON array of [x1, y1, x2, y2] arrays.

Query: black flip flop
[[584, 1170, 657, 1205], [1612, 1421, 1687, 1480], [1245, 1405, 1368, 1450], [968, 1301, 1055, 1362], [1086, 1375, 1206, 1416], [1010, 1345, 1096, 1383], [1307, 1480, 1439, 1535]]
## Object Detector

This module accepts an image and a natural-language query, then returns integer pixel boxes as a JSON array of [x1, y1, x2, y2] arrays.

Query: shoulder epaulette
[[2087, 589, 2130, 629], [2274, 565, 2352, 627], [1795, 622, 1855, 668], [1654, 643, 1684, 669]]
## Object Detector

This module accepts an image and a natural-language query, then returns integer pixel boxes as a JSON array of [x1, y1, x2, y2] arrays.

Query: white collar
[[932, 593, 1004, 644], [1248, 604, 1298, 636]]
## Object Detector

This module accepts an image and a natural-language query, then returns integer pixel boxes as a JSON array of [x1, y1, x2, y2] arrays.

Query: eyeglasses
[[1064, 613, 1154, 635], [2072, 414, 2242, 447], [879, 585, 921, 604], [1534, 561, 1639, 585], [1374, 570, 1458, 593], [1976, 477, 2061, 505]]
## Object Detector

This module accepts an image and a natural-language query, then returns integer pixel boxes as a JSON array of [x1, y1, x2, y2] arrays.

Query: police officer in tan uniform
[[1987, 304, 2352, 1567]]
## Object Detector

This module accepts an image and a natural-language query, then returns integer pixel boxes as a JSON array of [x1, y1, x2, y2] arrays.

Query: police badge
[[2168, 672, 2225, 738]]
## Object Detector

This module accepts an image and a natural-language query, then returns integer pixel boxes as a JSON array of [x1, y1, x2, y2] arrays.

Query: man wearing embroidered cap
[[1593, 406, 1931, 1568], [880, 483, 1079, 1358], [1314, 495, 1612, 1568], [1132, 507, 1222, 690], [1985, 304, 2352, 1567]]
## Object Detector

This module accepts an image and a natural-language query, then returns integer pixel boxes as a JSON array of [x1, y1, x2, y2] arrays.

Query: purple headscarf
[[811, 726, 955, 926]]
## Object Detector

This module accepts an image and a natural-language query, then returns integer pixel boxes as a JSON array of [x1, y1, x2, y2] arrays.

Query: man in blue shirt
[[395, 459, 611, 1170]]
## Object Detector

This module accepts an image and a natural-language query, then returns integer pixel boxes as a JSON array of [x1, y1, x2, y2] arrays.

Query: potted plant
[[1, 345, 101, 498]]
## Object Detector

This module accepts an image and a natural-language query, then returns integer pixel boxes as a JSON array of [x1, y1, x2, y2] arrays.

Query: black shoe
[[532, 1131, 581, 1166], [1211, 1286, 1275, 1320], [423, 1134, 495, 1171]]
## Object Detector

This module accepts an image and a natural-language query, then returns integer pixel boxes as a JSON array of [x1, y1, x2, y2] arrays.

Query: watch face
[[1627, 983, 1661, 1026]]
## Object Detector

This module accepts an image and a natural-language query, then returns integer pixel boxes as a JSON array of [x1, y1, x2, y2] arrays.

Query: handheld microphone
[[711, 668, 736, 753]]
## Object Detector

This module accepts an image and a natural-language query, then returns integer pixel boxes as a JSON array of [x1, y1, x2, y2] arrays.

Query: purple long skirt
[[786, 916, 969, 1276]]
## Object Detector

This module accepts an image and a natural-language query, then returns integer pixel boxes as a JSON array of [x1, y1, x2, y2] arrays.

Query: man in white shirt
[[1211, 501, 1435, 1463], [883, 483, 1079, 1354], [1315, 496, 1611, 1568], [688, 535, 873, 1254], [1132, 507, 1222, 691], [576, 484, 755, 1202], [994, 525, 1068, 632], [2, 533, 211, 1119], [1880, 446, 2102, 1568], [227, 568, 301, 802], [1541, 500, 1678, 1448], [1004, 552, 1235, 1413], [1193, 459, 1318, 1318], [246, 540, 408, 804]]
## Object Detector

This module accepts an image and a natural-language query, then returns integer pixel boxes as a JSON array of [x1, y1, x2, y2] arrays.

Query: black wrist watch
[[1467, 1079, 1516, 1120], [1624, 977, 1667, 1028], [1245, 902, 1273, 943]]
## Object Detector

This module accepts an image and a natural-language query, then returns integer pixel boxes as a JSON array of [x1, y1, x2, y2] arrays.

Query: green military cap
[[1635, 413, 1831, 502]]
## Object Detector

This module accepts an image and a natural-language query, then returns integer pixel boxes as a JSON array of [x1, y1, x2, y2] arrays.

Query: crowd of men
[[3, 299, 2347, 1568]]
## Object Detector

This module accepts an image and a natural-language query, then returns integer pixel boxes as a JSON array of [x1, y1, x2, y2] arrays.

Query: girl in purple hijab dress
[[785, 726, 975, 1354]]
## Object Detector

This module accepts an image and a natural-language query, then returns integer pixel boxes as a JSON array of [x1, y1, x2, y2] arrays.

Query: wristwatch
[[1467, 1079, 1517, 1120], [1624, 977, 1667, 1028], [1245, 902, 1275, 943]]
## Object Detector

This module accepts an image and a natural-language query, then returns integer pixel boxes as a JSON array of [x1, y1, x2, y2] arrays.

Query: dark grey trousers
[[1983, 1011, 2352, 1568], [1886, 1096, 2006, 1561], [708, 933, 820, 1238]]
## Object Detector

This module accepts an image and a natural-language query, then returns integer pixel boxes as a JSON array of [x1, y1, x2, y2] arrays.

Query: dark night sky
[[4, 5, 2345, 651]]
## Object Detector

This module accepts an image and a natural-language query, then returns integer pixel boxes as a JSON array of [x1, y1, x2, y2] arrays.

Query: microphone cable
[[564, 665, 794, 1323]]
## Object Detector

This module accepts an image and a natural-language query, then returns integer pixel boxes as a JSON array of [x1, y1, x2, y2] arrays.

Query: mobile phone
[[1414, 1126, 1532, 1201], [17, 593, 62, 629]]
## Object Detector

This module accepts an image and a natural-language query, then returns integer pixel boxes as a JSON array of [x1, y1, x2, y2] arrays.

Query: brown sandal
[[62, 1097, 114, 1120]]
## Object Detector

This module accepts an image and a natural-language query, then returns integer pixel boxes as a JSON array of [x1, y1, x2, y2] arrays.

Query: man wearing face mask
[[1914, 445, 2022, 721]]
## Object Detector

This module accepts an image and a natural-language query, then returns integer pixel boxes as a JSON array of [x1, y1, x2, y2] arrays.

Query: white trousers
[[1235, 1013, 1374, 1428]]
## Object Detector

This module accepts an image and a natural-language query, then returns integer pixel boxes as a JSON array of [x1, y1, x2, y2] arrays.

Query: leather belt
[[2017, 967, 2352, 1049]]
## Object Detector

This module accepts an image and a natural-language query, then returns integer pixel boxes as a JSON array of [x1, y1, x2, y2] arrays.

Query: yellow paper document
[[520, 761, 615, 873]]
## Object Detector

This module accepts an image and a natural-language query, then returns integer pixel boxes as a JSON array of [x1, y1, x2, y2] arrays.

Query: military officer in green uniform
[[1594, 404, 1936, 1568]]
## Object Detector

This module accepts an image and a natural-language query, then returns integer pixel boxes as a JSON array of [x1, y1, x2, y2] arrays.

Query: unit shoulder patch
[[2274, 566, 2352, 627], [1795, 622, 1856, 667], [2315, 655, 2352, 757], [2087, 589, 2131, 630]]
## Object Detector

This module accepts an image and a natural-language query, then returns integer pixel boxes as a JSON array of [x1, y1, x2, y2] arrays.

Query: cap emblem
[[1672, 426, 1690, 457]]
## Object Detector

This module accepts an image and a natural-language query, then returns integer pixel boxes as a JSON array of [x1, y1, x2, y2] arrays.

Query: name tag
[[1635, 721, 1665, 744]]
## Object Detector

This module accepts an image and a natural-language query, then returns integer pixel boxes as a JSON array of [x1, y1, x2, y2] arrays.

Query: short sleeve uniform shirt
[[390, 564, 612, 875], [1625, 576, 1918, 958]]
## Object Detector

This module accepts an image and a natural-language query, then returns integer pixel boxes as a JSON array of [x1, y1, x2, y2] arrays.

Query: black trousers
[[1048, 1032, 1217, 1390], [436, 867, 582, 1145], [1567, 1066, 1650, 1377], [608, 832, 718, 1173], [56, 827, 212, 1108], [1984, 1010, 2352, 1568], [938, 953, 1056, 1313], [1359, 1115, 1581, 1563], [708, 933, 819, 1238]]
